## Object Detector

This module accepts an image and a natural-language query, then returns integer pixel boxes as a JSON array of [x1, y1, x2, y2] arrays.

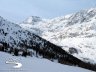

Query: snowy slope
[[0, 52, 91, 72], [20, 8, 96, 63], [0, 16, 48, 49]]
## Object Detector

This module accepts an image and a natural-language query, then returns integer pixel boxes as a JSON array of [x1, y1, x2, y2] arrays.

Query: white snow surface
[[0, 51, 91, 72], [20, 8, 96, 63]]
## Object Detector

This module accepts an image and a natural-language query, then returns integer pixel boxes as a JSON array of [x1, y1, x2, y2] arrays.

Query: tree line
[[0, 41, 96, 71]]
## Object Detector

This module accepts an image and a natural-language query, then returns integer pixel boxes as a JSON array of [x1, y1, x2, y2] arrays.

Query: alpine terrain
[[20, 8, 96, 64], [0, 8, 96, 72]]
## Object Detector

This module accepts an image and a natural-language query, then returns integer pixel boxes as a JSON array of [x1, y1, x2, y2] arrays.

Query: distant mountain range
[[20, 8, 96, 64]]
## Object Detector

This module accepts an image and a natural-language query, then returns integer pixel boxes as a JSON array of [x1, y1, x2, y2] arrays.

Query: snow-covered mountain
[[1, 16, 90, 70], [1, 15, 96, 71], [0, 16, 42, 48], [20, 8, 96, 63], [1, 8, 96, 71], [0, 52, 91, 72]]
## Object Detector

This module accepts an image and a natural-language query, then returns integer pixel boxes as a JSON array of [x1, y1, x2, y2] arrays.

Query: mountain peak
[[22, 16, 42, 24], [87, 8, 96, 12]]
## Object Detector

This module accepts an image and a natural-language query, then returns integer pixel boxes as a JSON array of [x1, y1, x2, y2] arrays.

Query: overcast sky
[[0, 0, 96, 23]]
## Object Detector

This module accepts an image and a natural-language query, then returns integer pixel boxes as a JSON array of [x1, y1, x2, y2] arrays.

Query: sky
[[0, 0, 96, 23]]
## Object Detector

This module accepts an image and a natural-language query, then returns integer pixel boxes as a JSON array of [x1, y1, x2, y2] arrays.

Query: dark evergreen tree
[[22, 50, 27, 57], [14, 48, 19, 56]]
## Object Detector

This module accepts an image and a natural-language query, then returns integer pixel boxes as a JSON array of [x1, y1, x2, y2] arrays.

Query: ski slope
[[0, 52, 91, 72]]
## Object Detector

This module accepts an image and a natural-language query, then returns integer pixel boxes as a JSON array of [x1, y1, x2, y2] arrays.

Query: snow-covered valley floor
[[0, 52, 92, 72]]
